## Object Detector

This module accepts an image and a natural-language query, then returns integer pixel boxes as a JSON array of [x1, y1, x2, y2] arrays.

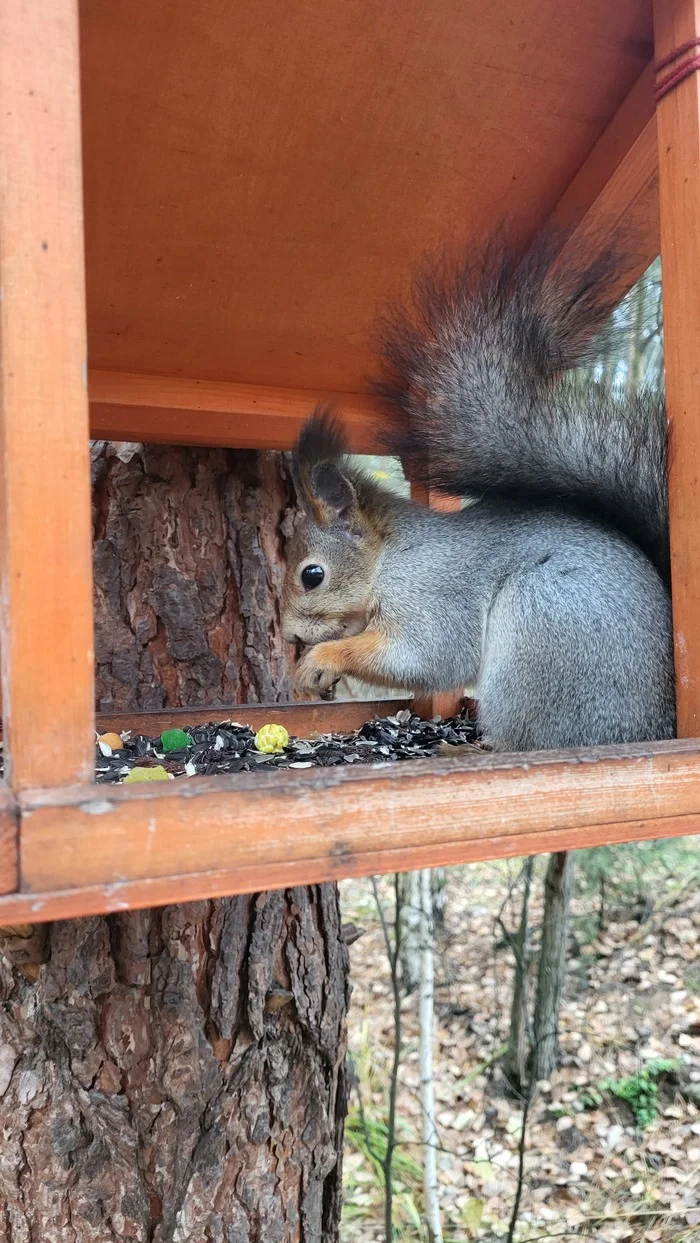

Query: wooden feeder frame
[[0, 0, 699, 925]]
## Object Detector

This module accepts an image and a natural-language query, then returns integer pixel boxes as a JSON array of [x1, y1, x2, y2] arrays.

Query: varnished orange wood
[[0, 784, 18, 897], [408, 486, 462, 514], [80, 0, 652, 394], [409, 484, 465, 720], [3, 814, 698, 926], [549, 62, 659, 296], [81, 60, 662, 455], [0, 0, 685, 933], [4, 737, 700, 924], [654, 0, 700, 736], [0, 0, 94, 789], [89, 371, 382, 453], [413, 690, 467, 721], [96, 699, 412, 739]]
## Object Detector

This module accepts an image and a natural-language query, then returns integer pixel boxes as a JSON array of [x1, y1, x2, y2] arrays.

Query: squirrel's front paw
[[294, 643, 343, 698]]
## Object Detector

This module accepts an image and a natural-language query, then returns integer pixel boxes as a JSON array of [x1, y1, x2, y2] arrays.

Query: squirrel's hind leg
[[476, 555, 674, 752]]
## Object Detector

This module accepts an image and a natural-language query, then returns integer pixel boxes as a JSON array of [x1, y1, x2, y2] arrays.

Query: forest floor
[[339, 844, 700, 1243]]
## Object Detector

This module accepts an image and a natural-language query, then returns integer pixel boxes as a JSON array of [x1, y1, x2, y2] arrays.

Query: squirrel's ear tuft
[[293, 406, 358, 527], [295, 405, 348, 465]]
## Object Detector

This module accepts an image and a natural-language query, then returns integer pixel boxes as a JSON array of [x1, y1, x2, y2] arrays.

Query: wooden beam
[[408, 486, 462, 513], [4, 736, 700, 924], [89, 371, 383, 453], [86, 70, 661, 456], [409, 482, 466, 720], [549, 61, 659, 298], [80, 0, 652, 392], [95, 698, 413, 739], [0, 784, 19, 897], [654, 0, 700, 736], [0, 0, 94, 789], [5, 812, 697, 927]]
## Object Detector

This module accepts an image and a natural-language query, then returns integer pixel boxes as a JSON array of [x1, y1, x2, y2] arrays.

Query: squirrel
[[281, 238, 675, 751]]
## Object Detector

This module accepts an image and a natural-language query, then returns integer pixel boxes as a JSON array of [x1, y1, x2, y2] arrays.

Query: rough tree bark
[[531, 851, 575, 1082], [0, 444, 351, 1242], [91, 442, 295, 710]]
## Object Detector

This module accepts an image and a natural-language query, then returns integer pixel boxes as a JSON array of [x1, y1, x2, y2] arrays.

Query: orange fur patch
[[313, 630, 393, 682]]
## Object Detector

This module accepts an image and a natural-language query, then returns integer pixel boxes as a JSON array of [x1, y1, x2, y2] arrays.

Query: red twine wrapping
[[655, 37, 700, 103]]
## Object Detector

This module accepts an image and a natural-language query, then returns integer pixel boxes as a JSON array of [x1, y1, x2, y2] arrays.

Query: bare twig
[[504, 856, 535, 1090], [419, 868, 443, 1243], [506, 1081, 532, 1243], [371, 874, 404, 1242]]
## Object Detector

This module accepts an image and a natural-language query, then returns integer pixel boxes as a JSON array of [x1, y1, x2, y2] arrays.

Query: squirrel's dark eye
[[301, 564, 325, 591]]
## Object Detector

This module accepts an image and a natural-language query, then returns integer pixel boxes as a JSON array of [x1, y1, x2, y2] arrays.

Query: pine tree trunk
[[0, 444, 350, 1242], [0, 896, 349, 1242], [91, 442, 296, 710], [531, 851, 575, 1082]]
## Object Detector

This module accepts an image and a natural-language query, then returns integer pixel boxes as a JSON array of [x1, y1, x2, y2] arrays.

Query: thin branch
[[506, 1083, 532, 1243], [372, 875, 395, 967], [419, 868, 443, 1243], [371, 874, 403, 1242]]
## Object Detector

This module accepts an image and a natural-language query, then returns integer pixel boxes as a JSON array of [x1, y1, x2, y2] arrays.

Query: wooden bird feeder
[[0, 0, 699, 924]]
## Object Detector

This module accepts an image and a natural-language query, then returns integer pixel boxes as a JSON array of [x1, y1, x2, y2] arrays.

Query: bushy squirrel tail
[[373, 236, 669, 582]]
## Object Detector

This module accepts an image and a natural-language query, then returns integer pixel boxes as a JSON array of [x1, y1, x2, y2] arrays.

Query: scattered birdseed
[[85, 708, 479, 784]]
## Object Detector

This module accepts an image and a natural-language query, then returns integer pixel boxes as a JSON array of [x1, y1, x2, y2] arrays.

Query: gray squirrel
[[281, 239, 675, 751]]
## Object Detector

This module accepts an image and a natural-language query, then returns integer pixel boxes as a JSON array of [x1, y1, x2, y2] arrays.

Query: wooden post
[[654, 0, 700, 736], [0, 0, 94, 788], [409, 483, 465, 720]]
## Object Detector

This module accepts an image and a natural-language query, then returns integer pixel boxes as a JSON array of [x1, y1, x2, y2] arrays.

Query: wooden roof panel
[[80, 0, 653, 391]]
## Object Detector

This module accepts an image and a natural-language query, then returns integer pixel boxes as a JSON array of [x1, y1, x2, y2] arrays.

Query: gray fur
[[358, 499, 673, 749], [284, 241, 675, 751], [374, 240, 670, 584]]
